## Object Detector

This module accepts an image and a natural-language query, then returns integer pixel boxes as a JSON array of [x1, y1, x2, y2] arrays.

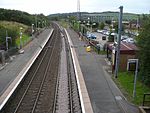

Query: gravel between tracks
[[54, 27, 82, 113]]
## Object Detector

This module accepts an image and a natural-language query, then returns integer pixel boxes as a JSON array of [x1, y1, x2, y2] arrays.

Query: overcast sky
[[0, 0, 149, 15]]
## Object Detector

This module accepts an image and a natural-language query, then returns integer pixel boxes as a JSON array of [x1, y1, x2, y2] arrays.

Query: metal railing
[[143, 93, 150, 106]]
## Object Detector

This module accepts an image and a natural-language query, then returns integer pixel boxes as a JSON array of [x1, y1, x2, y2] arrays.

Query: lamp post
[[20, 27, 23, 49], [91, 23, 96, 32], [35, 14, 37, 31], [78, 20, 81, 32], [45, 20, 47, 28], [38, 22, 40, 30], [86, 22, 90, 32], [87, 17, 90, 32], [42, 21, 44, 28], [32, 24, 34, 38]]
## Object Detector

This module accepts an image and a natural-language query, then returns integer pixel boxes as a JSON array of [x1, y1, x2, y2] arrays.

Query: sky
[[0, 0, 150, 15]]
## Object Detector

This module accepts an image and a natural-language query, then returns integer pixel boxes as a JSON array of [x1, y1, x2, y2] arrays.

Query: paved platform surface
[[0, 29, 52, 96], [66, 29, 139, 113]]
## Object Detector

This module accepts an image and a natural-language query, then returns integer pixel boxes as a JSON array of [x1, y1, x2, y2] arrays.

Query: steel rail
[[13, 32, 55, 113], [52, 26, 74, 113], [31, 29, 58, 113], [66, 35, 74, 113], [50, 24, 62, 113]]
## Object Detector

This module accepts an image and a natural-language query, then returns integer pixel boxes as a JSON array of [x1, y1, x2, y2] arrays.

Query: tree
[[137, 16, 150, 86], [105, 20, 111, 25], [113, 22, 125, 33], [0, 8, 49, 26], [99, 22, 105, 30]]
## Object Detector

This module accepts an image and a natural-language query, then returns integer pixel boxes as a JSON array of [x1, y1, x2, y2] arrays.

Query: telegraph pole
[[114, 6, 123, 78]]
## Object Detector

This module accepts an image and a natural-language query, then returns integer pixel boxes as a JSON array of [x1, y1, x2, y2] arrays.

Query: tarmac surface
[[0, 29, 52, 96], [66, 28, 139, 113]]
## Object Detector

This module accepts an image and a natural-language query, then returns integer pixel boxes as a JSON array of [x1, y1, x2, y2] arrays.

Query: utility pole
[[77, 0, 81, 32], [114, 6, 123, 78], [77, 0, 81, 20]]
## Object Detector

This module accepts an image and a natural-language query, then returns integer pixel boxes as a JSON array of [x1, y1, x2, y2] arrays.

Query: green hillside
[[0, 8, 49, 26], [0, 21, 30, 47], [48, 11, 139, 21], [0, 8, 50, 49]]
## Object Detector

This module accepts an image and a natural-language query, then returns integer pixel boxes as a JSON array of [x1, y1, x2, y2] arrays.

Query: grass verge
[[113, 71, 150, 105], [16, 35, 31, 48]]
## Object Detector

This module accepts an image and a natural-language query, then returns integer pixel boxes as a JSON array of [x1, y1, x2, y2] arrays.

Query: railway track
[[1, 23, 82, 113], [53, 30, 82, 113]]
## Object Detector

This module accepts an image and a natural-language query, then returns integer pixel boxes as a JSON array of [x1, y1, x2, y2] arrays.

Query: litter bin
[[86, 46, 91, 52]]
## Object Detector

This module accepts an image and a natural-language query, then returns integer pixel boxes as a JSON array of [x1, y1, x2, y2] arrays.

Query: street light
[[91, 23, 96, 32], [20, 27, 23, 49], [45, 20, 47, 28], [42, 21, 44, 28], [87, 18, 90, 32], [32, 24, 34, 38], [78, 20, 81, 31], [38, 22, 40, 30], [86, 22, 90, 32]]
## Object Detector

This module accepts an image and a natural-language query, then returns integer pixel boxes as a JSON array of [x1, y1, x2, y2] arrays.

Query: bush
[[0, 25, 18, 46]]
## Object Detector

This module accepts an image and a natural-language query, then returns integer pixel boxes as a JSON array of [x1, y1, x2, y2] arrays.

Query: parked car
[[86, 33, 97, 39], [105, 31, 110, 36], [121, 35, 128, 41], [122, 38, 135, 43], [18, 49, 24, 54], [97, 29, 103, 34]]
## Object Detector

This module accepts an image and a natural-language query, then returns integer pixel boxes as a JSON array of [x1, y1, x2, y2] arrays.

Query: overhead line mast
[[77, 0, 81, 21]]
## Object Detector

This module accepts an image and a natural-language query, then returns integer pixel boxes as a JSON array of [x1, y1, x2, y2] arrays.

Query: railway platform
[[66, 28, 139, 113], [0, 28, 53, 110]]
